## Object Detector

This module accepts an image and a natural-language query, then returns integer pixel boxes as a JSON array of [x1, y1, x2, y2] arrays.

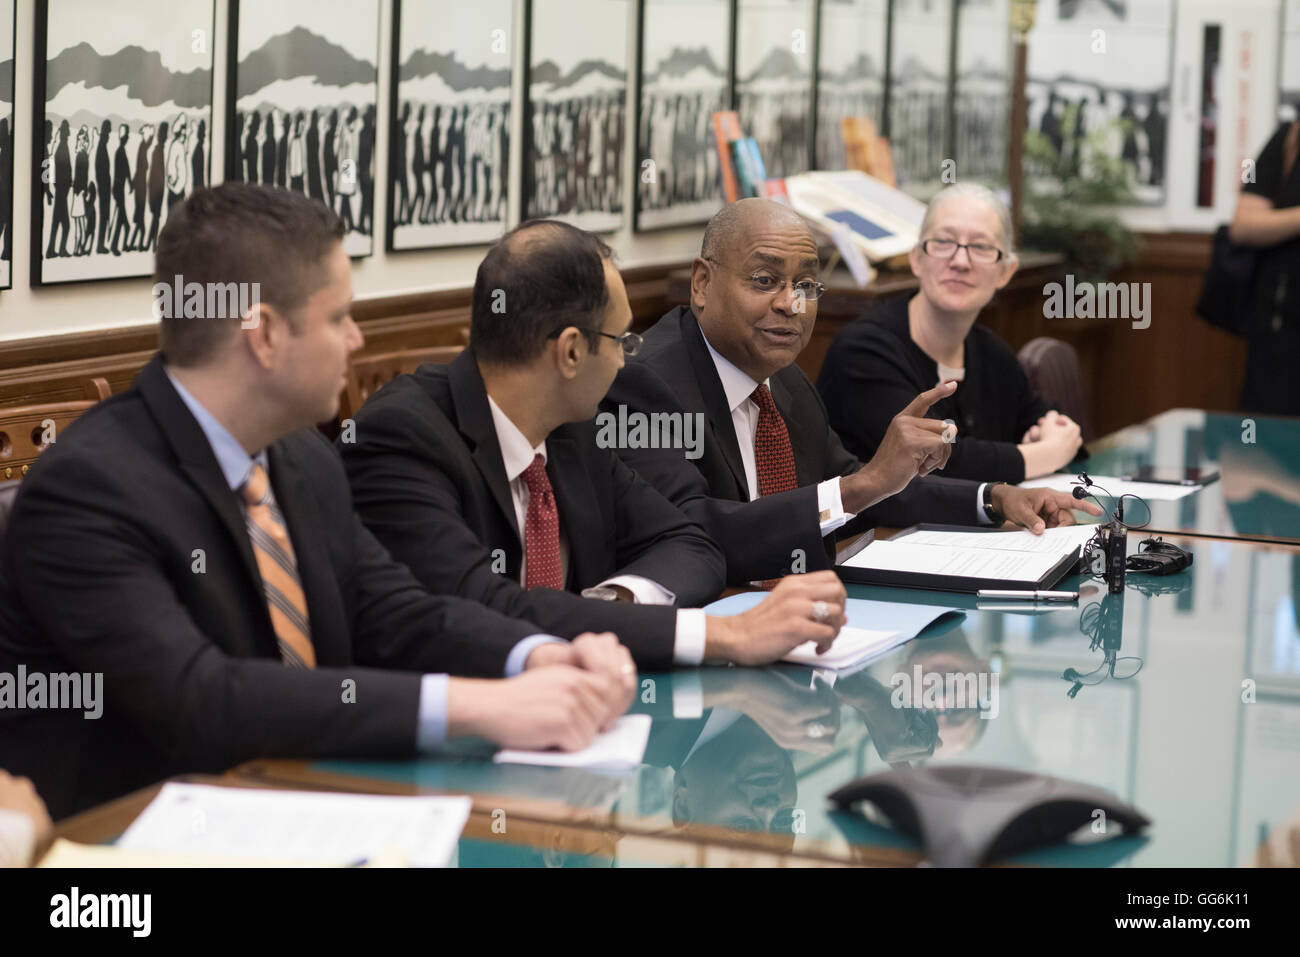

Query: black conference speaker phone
[[829, 764, 1150, 867]]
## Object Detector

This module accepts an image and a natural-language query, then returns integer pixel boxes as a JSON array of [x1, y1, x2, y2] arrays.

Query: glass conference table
[[211, 533, 1300, 868], [1070, 408, 1300, 545]]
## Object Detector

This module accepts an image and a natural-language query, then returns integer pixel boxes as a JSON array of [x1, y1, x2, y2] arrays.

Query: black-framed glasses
[[705, 258, 827, 301], [920, 238, 1004, 264], [547, 326, 643, 357]]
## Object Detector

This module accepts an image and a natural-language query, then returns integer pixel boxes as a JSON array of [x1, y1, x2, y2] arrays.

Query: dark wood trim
[[0, 260, 688, 409]]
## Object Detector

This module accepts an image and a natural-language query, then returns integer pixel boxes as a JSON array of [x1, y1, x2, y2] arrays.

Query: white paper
[[783, 625, 908, 670], [117, 783, 471, 867], [493, 714, 652, 771], [1020, 473, 1201, 502], [842, 524, 1098, 584]]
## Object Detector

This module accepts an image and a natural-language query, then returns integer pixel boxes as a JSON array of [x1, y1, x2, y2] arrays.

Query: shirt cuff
[[817, 478, 851, 533], [976, 482, 993, 524], [415, 673, 450, 752], [505, 633, 568, 677], [672, 609, 707, 666], [0, 807, 37, 868], [599, 574, 675, 606], [672, 670, 705, 718]]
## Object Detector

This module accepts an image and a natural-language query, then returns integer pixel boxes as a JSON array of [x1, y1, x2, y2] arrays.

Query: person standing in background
[[1230, 120, 1300, 416]]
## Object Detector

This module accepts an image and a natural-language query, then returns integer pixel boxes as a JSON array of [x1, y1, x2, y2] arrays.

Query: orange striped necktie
[[239, 463, 316, 669]]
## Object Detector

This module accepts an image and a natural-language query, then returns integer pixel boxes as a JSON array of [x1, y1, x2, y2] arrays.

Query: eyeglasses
[[920, 238, 1004, 264], [547, 326, 643, 357], [705, 258, 827, 301]]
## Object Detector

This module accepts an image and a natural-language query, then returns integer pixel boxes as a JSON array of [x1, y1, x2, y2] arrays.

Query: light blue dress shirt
[[164, 368, 559, 751]]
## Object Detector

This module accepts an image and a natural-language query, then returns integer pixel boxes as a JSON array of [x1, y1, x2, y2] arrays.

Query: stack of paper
[[840, 524, 1098, 591], [114, 783, 471, 867], [494, 714, 652, 771]]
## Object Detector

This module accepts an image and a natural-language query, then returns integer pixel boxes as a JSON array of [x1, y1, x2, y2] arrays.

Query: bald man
[[603, 199, 1098, 584]]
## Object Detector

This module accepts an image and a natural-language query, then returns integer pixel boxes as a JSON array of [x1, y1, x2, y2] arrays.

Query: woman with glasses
[[817, 183, 1082, 483]]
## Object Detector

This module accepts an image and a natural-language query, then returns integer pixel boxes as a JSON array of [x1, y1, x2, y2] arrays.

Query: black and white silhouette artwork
[[635, 0, 729, 231], [32, 0, 214, 285], [887, 0, 951, 188], [525, 0, 629, 232], [734, 0, 814, 180], [389, 0, 513, 251], [954, 0, 1009, 185], [0, 1, 15, 290], [1027, 0, 1171, 204], [816, 0, 886, 172], [228, 0, 380, 258]]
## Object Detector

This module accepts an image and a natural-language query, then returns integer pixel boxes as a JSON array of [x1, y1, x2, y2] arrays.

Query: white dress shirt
[[487, 396, 707, 665], [0, 808, 36, 867], [699, 333, 990, 528]]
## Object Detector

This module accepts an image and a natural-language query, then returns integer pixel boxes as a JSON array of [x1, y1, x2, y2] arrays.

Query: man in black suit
[[0, 185, 633, 819], [343, 220, 846, 671], [604, 199, 1099, 584]]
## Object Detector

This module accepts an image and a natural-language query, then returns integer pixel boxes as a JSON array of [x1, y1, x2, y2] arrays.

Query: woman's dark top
[[817, 295, 1050, 483], [1239, 122, 1300, 417]]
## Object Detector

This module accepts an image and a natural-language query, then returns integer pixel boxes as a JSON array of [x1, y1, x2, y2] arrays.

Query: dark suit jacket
[[817, 296, 1050, 483], [0, 355, 544, 818], [603, 306, 984, 584], [341, 350, 726, 670]]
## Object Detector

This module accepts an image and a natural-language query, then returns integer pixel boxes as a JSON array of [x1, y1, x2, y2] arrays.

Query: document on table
[[494, 714, 652, 771], [116, 783, 471, 867], [841, 524, 1097, 584], [1020, 473, 1200, 501], [704, 592, 963, 671]]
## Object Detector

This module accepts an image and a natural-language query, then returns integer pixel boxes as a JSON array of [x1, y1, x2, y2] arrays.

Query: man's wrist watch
[[982, 482, 1007, 524], [581, 586, 622, 602]]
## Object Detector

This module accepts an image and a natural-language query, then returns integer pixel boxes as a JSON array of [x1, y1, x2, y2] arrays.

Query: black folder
[[834, 523, 1085, 594]]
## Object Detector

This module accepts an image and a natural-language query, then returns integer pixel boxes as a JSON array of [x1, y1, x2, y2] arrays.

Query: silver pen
[[975, 589, 1079, 602]]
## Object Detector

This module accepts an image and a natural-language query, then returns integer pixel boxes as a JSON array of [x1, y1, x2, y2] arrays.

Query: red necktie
[[751, 385, 799, 590], [521, 454, 564, 590], [752, 384, 798, 497]]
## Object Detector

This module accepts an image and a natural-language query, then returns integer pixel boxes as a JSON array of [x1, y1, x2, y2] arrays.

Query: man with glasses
[[603, 198, 1098, 584], [343, 219, 849, 669]]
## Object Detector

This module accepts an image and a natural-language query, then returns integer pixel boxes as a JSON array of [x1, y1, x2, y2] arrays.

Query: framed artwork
[[1282, 0, 1300, 119], [633, 0, 731, 232], [887, 0, 953, 190], [1026, 0, 1174, 206], [524, 0, 630, 232], [734, 0, 814, 180], [31, 0, 215, 286], [388, 0, 514, 251], [227, 0, 380, 258], [0, 1, 14, 290], [954, 0, 1010, 185], [815, 0, 887, 172]]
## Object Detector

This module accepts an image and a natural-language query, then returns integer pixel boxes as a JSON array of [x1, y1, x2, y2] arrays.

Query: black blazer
[[817, 296, 1050, 483], [603, 306, 983, 585], [0, 355, 543, 818], [341, 350, 726, 670]]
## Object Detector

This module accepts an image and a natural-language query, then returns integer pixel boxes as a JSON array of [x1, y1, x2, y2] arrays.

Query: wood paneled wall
[[0, 232, 1245, 439]]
